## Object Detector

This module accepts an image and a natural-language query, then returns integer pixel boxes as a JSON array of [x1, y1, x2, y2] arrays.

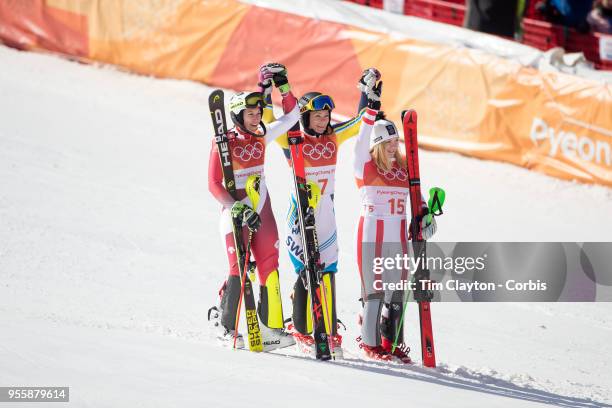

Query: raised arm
[[354, 107, 378, 177], [259, 63, 277, 126], [354, 70, 383, 177], [257, 63, 300, 144], [336, 68, 381, 146], [264, 93, 299, 143]]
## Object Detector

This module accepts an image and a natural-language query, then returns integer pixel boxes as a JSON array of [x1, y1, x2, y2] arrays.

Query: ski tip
[[210, 91, 222, 103], [401, 109, 417, 124], [402, 109, 417, 124]]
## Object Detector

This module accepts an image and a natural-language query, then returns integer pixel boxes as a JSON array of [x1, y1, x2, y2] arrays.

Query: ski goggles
[[244, 92, 265, 108], [300, 94, 335, 113]]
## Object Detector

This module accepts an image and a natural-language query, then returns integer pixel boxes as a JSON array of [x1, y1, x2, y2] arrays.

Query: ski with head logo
[[286, 124, 332, 361], [208, 89, 263, 352], [401, 109, 436, 368]]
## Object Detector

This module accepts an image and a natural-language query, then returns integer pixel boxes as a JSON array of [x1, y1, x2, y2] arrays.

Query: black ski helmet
[[298, 92, 335, 136]]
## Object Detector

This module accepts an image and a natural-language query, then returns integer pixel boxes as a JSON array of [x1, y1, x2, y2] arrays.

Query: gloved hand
[[261, 63, 290, 94], [357, 68, 382, 109], [421, 216, 437, 240], [260, 62, 286, 80], [367, 81, 382, 109], [231, 202, 261, 232], [259, 63, 286, 98], [357, 67, 381, 93], [258, 64, 274, 100]]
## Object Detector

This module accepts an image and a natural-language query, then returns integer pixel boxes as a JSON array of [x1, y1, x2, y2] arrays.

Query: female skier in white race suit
[[352, 69, 437, 362]]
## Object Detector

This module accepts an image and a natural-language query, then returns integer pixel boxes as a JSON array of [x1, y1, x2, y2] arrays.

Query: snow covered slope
[[1, 45, 611, 407]]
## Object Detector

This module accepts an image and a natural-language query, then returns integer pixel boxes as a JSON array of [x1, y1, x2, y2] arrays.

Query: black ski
[[286, 126, 332, 361]]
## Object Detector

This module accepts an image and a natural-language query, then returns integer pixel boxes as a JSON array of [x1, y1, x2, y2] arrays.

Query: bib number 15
[[387, 198, 405, 215]]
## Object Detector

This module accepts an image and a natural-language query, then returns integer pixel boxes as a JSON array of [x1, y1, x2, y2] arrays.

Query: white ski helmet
[[370, 119, 399, 150], [228, 91, 266, 136]]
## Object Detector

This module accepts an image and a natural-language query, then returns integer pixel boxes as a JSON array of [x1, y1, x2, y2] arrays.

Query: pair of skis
[[399, 110, 442, 368], [287, 124, 335, 361]]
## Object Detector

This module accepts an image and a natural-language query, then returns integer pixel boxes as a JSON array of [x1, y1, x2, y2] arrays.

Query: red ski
[[402, 109, 436, 368]]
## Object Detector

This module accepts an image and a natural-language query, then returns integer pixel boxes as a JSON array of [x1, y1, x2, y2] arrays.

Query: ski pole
[[392, 298, 410, 354]]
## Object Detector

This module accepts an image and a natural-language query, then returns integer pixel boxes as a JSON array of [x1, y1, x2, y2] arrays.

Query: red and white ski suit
[[208, 95, 299, 283], [353, 108, 412, 346]]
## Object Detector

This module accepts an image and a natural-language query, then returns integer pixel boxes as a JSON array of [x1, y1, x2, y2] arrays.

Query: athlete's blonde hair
[[370, 141, 405, 172]]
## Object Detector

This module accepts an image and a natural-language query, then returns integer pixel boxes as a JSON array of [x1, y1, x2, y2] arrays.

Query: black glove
[[273, 72, 290, 94], [242, 206, 261, 232], [367, 81, 382, 110], [231, 202, 261, 232]]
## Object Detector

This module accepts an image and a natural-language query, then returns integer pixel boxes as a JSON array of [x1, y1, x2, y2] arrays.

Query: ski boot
[[381, 336, 412, 364], [208, 306, 245, 349], [357, 336, 392, 361], [257, 270, 295, 351]]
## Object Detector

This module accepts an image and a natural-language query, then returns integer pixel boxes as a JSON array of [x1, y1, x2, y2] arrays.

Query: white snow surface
[[1, 45, 612, 407]]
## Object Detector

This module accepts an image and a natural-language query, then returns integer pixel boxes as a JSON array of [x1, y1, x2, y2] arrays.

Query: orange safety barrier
[[0, 0, 611, 186], [0, 0, 87, 56]]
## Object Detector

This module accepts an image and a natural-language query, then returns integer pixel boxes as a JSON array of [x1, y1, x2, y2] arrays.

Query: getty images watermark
[[372, 252, 547, 292], [361, 242, 612, 301]]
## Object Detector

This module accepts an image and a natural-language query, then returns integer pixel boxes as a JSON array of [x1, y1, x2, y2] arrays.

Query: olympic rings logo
[[302, 142, 336, 160], [233, 142, 264, 162], [377, 166, 408, 181]]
